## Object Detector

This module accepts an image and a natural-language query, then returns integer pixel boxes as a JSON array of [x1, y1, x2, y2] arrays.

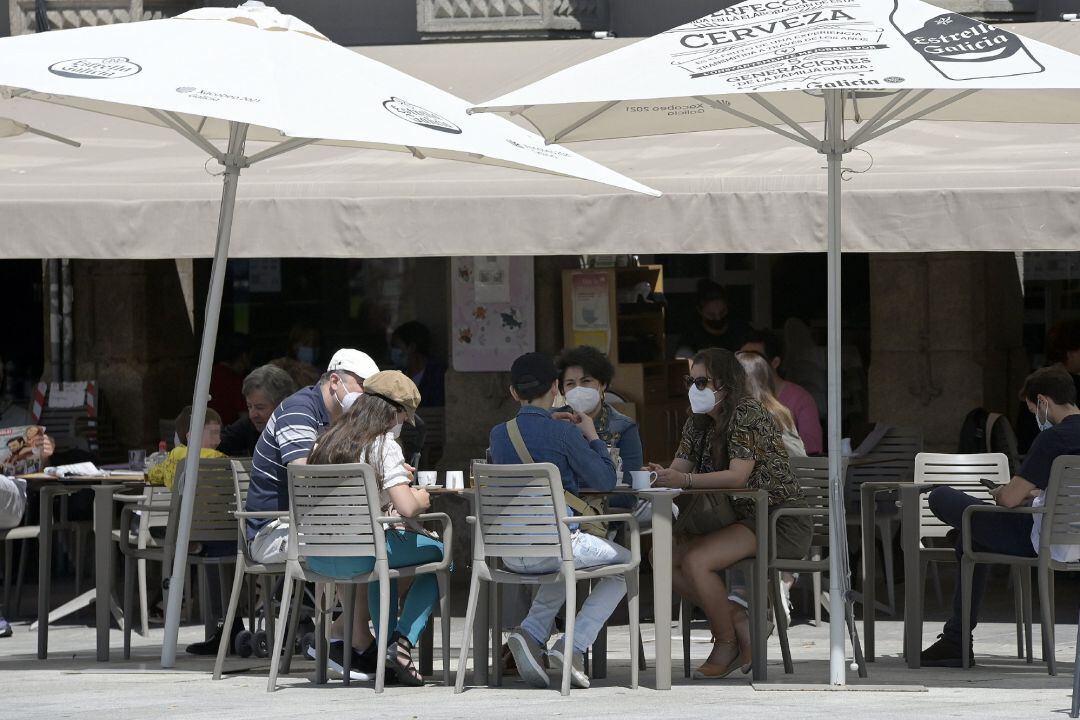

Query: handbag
[[504, 418, 608, 538]]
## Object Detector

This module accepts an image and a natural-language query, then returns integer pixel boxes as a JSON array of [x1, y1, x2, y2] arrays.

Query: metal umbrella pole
[[161, 121, 249, 667]]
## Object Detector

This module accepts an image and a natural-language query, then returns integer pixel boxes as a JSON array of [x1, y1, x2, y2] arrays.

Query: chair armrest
[[560, 513, 641, 564], [961, 504, 1042, 556], [375, 513, 454, 570], [118, 505, 138, 554], [232, 510, 289, 520], [770, 507, 828, 562]]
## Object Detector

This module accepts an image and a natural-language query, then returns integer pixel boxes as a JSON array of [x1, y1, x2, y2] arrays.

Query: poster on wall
[[569, 271, 611, 354], [452, 257, 534, 372]]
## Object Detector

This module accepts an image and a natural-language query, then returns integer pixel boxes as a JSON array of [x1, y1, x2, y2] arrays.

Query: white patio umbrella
[[0, 0, 658, 667], [473, 0, 1080, 685]]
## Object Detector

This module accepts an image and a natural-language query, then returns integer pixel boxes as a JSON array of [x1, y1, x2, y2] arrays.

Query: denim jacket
[[597, 403, 643, 484]]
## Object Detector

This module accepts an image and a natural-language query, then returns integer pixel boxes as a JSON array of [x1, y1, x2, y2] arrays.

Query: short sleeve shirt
[[245, 385, 330, 540], [675, 398, 802, 519], [1019, 415, 1080, 491]]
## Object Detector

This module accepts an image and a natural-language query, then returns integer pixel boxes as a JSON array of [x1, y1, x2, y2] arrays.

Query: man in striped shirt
[[245, 348, 381, 678]]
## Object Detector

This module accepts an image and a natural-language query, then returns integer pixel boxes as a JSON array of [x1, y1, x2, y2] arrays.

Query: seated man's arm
[[994, 475, 1036, 509], [564, 429, 617, 491]]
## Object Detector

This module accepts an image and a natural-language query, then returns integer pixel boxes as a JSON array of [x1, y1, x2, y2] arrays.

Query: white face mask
[[689, 385, 719, 415], [390, 423, 404, 439], [565, 386, 601, 415], [339, 390, 362, 411], [1037, 398, 1053, 432]]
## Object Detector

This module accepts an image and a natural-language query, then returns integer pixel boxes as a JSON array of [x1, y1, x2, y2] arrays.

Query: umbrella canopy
[[0, 2, 657, 195], [473, 0, 1080, 686], [0, 0, 658, 669]]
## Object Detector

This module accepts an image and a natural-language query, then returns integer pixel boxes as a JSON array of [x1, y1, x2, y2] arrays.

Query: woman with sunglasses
[[647, 348, 810, 679]]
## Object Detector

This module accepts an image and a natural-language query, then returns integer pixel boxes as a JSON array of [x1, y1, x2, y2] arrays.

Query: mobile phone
[[979, 478, 1001, 491]]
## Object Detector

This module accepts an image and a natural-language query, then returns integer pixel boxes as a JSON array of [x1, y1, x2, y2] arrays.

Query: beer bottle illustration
[[890, 0, 1044, 81]]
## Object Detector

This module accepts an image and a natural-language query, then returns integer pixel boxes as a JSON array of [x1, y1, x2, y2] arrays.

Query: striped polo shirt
[[245, 384, 330, 541]]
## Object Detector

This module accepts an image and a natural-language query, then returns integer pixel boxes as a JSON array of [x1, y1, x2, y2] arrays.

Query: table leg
[[651, 493, 674, 691], [752, 491, 767, 682], [94, 485, 119, 662], [861, 485, 876, 662], [900, 485, 921, 669], [37, 487, 56, 660]]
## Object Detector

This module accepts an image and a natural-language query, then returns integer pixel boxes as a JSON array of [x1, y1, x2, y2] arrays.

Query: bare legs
[[672, 524, 757, 668]]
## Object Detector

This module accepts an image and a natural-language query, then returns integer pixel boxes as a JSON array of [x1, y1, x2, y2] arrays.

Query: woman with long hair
[[305, 371, 443, 686], [647, 348, 810, 678], [737, 350, 806, 458]]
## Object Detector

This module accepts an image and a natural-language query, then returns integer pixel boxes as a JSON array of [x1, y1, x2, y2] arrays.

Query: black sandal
[[386, 633, 424, 687]]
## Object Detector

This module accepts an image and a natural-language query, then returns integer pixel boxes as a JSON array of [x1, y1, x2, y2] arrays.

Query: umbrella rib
[[246, 137, 319, 165], [21, 123, 81, 148], [846, 90, 912, 147], [694, 96, 817, 150], [859, 89, 979, 145], [549, 100, 620, 144], [746, 93, 820, 146], [146, 108, 224, 162], [847, 89, 931, 147]]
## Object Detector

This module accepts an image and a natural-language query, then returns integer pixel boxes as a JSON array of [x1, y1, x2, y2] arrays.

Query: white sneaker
[[548, 638, 590, 689], [507, 627, 550, 689]]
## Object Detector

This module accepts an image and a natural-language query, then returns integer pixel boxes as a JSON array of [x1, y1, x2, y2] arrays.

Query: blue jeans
[[307, 530, 445, 646], [927, 486, 1035, 644]]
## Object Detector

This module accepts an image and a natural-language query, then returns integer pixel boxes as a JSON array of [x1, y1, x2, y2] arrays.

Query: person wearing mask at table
[[921, 365, 1080, 668], [0, 430, 53, 638], [306, 371, 441, 686], [246, 348, 383, 678], [555, 345, 642, 487], [270, 323, 322, 389], [217, 364, 297, 458], [739, 329, 822, 456], [675, 280, 752, 357], [208, 333, 251, 426], [390, 321, 446, 408], [489, 352, 628, 690], [647, 348, 810, 679]]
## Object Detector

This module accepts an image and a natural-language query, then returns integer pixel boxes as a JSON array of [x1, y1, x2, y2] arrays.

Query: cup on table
[[446, 470, 465, 490], [127, 449, 146, 471], [417, 470, 438, 488], [629, 469, 658, 491]]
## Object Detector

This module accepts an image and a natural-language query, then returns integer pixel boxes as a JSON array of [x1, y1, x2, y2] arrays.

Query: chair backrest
[[228, 458, 256, 561], [788, 455, 834, 548], [473, 462, 572, 561], [1040, 455, 1080, 551], [286, 462, 385, 564], [172, 457, 243, 544], [914, 452, 1010, 540], [844, 425, 923, 512]]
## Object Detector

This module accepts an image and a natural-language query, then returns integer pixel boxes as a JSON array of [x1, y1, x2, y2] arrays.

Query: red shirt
[[778, 380, 823, 455]]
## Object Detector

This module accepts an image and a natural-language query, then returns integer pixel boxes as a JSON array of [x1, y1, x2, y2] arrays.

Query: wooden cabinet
[[561, 265, 688, 465]]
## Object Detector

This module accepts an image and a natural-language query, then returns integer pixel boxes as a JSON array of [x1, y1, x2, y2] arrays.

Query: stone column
[[868, 252, 1025, 451]]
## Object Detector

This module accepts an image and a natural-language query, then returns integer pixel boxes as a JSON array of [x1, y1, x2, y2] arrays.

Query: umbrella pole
[[824, 89, 847, 686], [161, 121, 249, 667]]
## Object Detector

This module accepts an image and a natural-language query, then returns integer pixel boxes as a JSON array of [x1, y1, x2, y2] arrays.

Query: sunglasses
[[684, 375, 713, 391]]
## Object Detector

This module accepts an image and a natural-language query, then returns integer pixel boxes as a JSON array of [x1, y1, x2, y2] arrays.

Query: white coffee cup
[[417, 471, 437, 487], [446, 470, 465, 490], [629, 470, 658, 491]]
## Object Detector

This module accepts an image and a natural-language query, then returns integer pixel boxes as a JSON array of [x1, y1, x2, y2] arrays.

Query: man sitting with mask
[[245, 348, 382, 678], [921, 365, 1080, 667]]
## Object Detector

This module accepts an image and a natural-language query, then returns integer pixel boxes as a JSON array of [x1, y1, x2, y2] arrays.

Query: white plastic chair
[[267, 462, 452, 693], [454, 462, 640, 697]]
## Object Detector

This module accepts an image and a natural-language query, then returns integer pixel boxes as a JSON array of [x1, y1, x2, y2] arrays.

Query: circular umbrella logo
[[48, 57, 141, 80], [383, 97, 462, 134]]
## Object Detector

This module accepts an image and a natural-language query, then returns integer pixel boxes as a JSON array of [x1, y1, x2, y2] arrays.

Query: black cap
[[510, 352, 558, 392]]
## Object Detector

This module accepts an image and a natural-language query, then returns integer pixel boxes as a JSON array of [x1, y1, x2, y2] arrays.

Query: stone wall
[[867, 252, 1026, 451], [73, 260, 197, 451]]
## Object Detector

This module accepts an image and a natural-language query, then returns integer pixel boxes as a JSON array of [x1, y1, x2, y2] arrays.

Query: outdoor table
[[20, 472, 146, 661], [860, 479, 933, 667]]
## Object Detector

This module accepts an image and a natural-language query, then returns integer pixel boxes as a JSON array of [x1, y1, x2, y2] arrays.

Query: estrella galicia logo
[[884, 76, 905, 84], [48, 57, 141, 80], [176, 86, 196, 94], [383, 97, 462, 134]]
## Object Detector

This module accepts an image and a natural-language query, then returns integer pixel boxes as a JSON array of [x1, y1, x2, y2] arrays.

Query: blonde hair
[[735, 351, 796, 434]]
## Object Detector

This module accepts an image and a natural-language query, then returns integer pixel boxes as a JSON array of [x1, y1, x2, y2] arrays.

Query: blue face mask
[[389, 347, 408, 369], [1037, 399, 1053, 432]]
